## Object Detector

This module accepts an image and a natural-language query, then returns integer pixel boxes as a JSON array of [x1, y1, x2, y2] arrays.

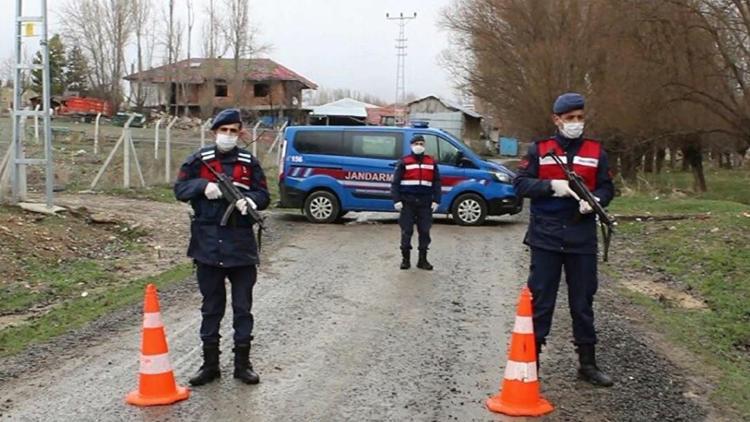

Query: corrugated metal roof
[[310, 98, 380, 118], [407, 94, 482, 119]]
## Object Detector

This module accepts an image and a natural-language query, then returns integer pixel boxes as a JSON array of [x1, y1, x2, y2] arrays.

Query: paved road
[[1, 213, 530, 421]]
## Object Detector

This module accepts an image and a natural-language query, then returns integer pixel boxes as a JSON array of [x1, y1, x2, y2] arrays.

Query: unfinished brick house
[[124, 58, 318, 123]]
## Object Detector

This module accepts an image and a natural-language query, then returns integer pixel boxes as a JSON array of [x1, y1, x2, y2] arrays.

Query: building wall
[[408, 97, 453, 114], [0, 87, 37, 112], [409, 111, 464, 140], [463, 117, 482, 141], [128, 80, 306, 118]]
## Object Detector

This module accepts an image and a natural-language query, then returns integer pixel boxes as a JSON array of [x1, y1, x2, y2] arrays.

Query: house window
[[215, 80, 228, 97], [254, 83, 270, 97]]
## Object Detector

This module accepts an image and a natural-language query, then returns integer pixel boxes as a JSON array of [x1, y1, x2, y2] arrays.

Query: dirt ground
[[0, 207, 728, 421], [0, 193, 192, 331]]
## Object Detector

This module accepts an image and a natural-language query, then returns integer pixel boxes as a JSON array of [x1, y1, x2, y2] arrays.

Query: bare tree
[[161, 0, 184, 114], [201, 0, 225, 59], [441, 0, 741, 190], [0, 56, 14, 87], [183, 0, 195, 115], [60, 0, 133, 109], [130, 0, 153, 110], [217, 0, 271, 108]]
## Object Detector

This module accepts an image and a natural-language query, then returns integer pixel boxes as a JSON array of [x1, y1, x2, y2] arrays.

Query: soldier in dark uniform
[[513, 93, 615, 386], [174, 108, 270, 386], [391, 135, 441, 271]]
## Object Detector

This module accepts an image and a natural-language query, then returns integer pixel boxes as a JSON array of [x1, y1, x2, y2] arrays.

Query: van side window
[[294, 131, 345, 155], [437, 138, 461, 165], [417, 134, 461, 166], [345, 132, 403, 159]]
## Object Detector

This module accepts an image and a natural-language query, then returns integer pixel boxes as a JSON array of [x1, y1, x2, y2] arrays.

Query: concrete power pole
[[386, 12, 416, 125], [9, 0, 54, 207]]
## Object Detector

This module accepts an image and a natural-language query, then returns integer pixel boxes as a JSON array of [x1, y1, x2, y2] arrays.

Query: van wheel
[[303, 191, 340, 223], [451, 193, 487, 226]]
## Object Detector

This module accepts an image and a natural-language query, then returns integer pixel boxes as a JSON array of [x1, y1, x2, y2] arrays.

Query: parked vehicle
[[111, 112, 146, 128], [58, 96, 113, 118], [278, 122, 522, 225]]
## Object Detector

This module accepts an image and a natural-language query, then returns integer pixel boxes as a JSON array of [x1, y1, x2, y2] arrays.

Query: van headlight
[[491, 171, 512, 184]]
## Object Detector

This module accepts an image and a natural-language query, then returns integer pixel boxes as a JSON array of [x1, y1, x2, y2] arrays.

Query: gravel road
[[0, 211, 714, 421]]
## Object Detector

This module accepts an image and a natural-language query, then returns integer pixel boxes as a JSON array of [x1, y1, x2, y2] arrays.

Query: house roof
[[123, 58, 318, 89], [310, 98, 381, 118], [407, 94, 482, 119]]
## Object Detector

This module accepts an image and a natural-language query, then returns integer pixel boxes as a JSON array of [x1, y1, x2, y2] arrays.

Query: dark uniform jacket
[[174, 146, 270, 267], [513, 134, 614, 254], [391, 153, 442, 205]]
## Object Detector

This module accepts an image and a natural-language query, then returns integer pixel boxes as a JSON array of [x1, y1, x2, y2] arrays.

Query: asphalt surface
[[0, 211, 714, 421]]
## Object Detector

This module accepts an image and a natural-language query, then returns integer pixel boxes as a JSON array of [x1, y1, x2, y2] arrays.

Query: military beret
[[552, 93, 585, 115], [211, 108, 242, 130]]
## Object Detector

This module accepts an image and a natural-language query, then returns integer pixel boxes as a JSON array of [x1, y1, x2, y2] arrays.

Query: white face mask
[[216, 133, 238, 152], [559, 122, 584, 139], [411, 145, 425, 155]]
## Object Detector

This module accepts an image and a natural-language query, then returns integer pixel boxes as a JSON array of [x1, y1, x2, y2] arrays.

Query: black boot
[[576, 344, 614, 387], [233, 344, 260, 384], [416, 249, 433, 270], [535, 342, 543, 374], [400, 249, 411, 270], [189, 343, 221, 386]]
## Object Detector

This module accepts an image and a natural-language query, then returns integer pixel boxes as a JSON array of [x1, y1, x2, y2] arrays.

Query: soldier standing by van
[[391, 135, 442, 270], [174, 108, 270, 387], [513, 93, 615, 386]]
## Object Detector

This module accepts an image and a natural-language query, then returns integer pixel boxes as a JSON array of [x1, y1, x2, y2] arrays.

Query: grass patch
[[606, 182, 750, 418], [0, 262, 193, 357], [0, 260, 114, 315], [620, 168, 750, 205]]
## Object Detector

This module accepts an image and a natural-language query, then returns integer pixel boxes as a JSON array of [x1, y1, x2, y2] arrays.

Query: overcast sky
[[1, 0, 459, 103]]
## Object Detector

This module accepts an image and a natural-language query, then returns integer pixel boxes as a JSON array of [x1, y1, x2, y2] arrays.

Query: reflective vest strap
[[575, 140, 601, 190], [537, 140, 566, 180], [537, 139, 600, 190], [401, 155, 436, 186]]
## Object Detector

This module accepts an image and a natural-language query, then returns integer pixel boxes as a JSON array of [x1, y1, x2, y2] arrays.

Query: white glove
[[579, 199, 594, 214], [204, 182, 222, 200], [394, 201, 403, 211], [235, 199, 248, 215], [431, 202, 439, 212], [235, 198, 257, 216], [550, 179, 580, 200]]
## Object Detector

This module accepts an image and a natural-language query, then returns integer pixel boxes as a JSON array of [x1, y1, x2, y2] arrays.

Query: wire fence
[[0, 116, 285, 198]]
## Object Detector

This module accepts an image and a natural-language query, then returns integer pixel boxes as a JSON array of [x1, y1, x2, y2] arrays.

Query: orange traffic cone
[[126, 284, 190, 406], [486, 287, 554, 416]]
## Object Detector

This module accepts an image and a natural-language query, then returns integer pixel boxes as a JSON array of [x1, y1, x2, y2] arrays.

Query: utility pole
[[386, 11, 416, 125], [9, 0, 54, 207]]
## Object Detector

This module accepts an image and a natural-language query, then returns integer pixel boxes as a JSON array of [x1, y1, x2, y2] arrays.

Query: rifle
[[544, 151, 615, 261], [198, 158, 266, 252]]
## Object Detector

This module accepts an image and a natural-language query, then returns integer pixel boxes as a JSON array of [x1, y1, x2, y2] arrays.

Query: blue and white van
[[277, 123, 522, 225]]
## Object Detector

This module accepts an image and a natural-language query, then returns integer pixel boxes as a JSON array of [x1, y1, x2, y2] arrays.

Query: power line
[[386, 11, 416, 125]]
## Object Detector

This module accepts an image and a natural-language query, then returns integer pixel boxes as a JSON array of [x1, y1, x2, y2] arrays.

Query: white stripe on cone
[[142, 312, 163, 329], [504, 360, 538, 382], [139, 352, 173, 375], [512, 316, 534, 334]]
